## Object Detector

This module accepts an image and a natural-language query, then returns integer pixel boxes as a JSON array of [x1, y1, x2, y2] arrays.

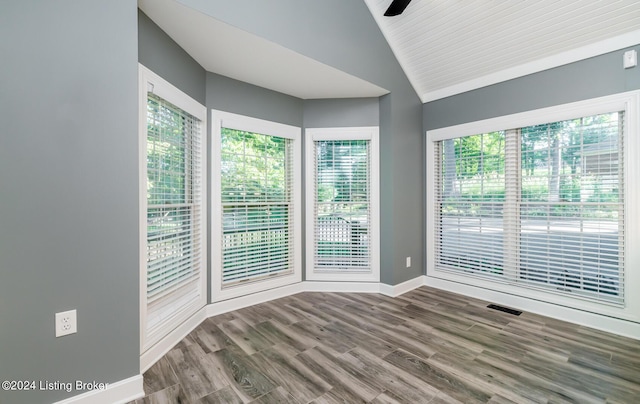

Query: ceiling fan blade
[[384, 0, 412, 16]]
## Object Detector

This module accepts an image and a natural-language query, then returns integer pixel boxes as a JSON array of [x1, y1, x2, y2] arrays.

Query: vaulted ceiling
[[140, 0, 640, 102], [365, 0, 640, 102]]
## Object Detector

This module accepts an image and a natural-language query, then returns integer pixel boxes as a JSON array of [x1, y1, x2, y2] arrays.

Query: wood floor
[[130, 287, 640, 403]]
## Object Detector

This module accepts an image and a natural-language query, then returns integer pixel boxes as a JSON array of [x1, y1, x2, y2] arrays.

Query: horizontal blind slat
[[313, 140, 372, 272], [220, 128, 294, 286], [433, 111, 624, 306], [145, 92, 204, 328]]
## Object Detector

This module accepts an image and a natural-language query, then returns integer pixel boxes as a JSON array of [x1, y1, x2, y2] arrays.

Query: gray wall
[[303, 98, 379, 128], [424, 45, 640, 130], [138, 10, 206, 105], [181, 0, 424, 285], [207, 73, 303, 127], [0, 1, 139, 403]]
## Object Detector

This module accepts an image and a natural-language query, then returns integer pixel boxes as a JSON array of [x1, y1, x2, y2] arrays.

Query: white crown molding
[[422, 30, 640, 103]]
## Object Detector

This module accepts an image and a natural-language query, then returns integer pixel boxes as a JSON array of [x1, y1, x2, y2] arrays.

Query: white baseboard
[[425, 276, 640, 340], [140, 306, 207, 373], [70, 273, 640, 404], [304, 281, 382, 294], [379, 276, 426, 297], [134, 273, 640, 402], [138, 278, 421, 376], [206, 282, 304, 318], [52, 374, 143, 404]]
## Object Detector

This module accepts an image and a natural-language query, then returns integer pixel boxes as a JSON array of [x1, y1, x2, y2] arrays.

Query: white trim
[[206, 282, 304, 317], [363, 0, 424, 106], [308, 128, 375, 141], [305, 127, 381, 283], [304, 281, 382, 294], [138, 66, 149, 358], [140, 306, 208, 373], [379, 276, 425, 297], [428, 91, 636, 141], [141, 282, 305, 374], [426, 90, 640, 325], [422, 30, 640, 102], [59, 273, 640, 403], [137, 275, 639, 378], [138, 63, 208, 353], [424, 277, 640, 340], [210, 110, 302, 302], [213, 111, 302, 141], [141, 278, 421, 371], [139, 65, 206, 121], [52, 375, 143, 404]]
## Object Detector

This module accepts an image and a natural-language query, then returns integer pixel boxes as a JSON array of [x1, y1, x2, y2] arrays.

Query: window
[[427, 91, 640, 322], [306, 127, 380, 282], [139, 65, 207, 351], [212, 111, 301, 301]]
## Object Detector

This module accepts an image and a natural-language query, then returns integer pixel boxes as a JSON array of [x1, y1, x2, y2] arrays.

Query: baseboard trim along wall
[[52, 375, 143, 404], [141, 280, 419, 374], [206, 282, 305, 319], [304, 281, 382, 294], [424, 276, 640, 341], [140, 306, 208, 373], [142, 275, 640, 375], [379, 276, 426, 297], [71, 275, 640, 403]]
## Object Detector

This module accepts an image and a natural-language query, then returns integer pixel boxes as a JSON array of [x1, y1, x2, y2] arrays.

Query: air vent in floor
[[487, 304, 522, 316]]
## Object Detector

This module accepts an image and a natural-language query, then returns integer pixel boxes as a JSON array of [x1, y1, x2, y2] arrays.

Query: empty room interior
[[3, 1, 640, 403]]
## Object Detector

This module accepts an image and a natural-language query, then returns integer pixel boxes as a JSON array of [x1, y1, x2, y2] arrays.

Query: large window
[[139, 66, 207, 351], [427, 92, 640, 322], [212, 111, 301, 301], [306, 127, 379, 282]]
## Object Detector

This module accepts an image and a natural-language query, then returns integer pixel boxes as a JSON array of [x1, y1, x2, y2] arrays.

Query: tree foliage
[[315, 140, 368, 204], [442, 112, 620, 206], [146, 96, 191, 205], [221, 128, 289, 203]]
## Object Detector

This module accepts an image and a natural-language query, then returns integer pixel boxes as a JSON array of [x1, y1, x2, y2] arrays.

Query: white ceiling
[[365, 0, 640, 102], [138, 0, 389, 100], [140, 0, 640, 103]]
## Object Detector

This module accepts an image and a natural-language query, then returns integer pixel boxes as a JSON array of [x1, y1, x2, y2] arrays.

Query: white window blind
[[313, 140, 371, 271], [145, 92, 204, 341], [306, 127, 379, 283], [220, 128, 294, 286], [434, 111, 625, 305]]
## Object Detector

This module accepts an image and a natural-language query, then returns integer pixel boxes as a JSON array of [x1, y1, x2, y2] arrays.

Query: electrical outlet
[[55, 310, 77, 337], [624, 50, 637, 69], [406, 256, 411, 268]]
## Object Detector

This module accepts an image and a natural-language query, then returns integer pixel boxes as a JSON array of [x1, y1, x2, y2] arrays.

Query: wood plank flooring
[[130, 287, 640, 403]]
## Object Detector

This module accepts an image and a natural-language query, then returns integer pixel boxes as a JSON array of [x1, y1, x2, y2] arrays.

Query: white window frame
[[306, 127, 380, 282], [138, 64, 207, 352], [426, 90, 640, 324], [211, 110, 302, 301]]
